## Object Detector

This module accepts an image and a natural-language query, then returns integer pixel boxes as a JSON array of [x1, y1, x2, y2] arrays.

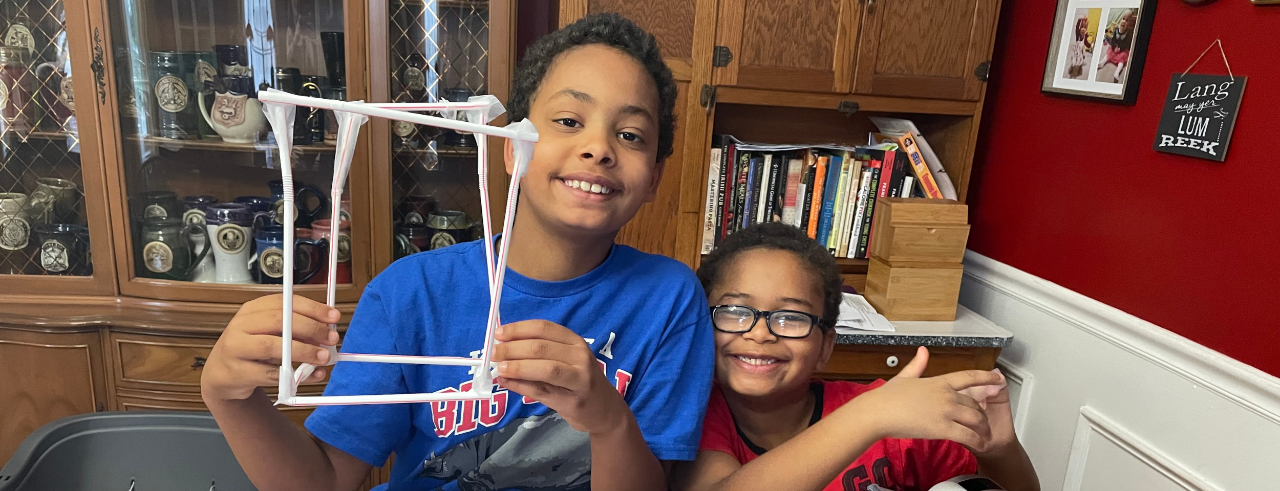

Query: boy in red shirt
[[674, 222, 1039, 491]]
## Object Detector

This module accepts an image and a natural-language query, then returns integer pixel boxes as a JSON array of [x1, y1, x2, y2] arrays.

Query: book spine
[[719, 140, 737, 241], [816, 155, 842, 247], [886, 150, 908, 198], [755, 154, 773, 225], [805, 155, 828, 239], [898, 133, 945, 199], [865, 151, 895, 257], [847, 168, 873, 258], [731, 150, 749, 234], [829, 158, 852, 252], [701, 147, 722, 254], [836, 160, 862, 257], [901, 175, 915, 200], [765, 154, 783, 223], [855, 159, 883, 259], [744, 155, 759, 230], [799, 152, 816, 231], [781, 158, 802, 226]]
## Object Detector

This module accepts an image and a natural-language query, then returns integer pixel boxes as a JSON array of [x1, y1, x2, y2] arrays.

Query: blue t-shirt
[[305, 239, 715, 491]]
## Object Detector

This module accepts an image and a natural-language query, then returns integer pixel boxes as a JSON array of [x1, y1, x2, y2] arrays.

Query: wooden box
[[870, 198, 971, 263], [863, 257, 963, 321]]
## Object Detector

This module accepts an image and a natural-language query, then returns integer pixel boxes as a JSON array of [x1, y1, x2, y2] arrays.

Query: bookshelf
[[559, 0, 1001, 289]]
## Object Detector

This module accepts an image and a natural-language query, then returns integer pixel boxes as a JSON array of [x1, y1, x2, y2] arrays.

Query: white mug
[[198, 76, 265, 144], [189, 227, 217, 283]]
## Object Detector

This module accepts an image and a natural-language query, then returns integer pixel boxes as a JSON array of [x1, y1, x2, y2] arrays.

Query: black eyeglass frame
[[708, 304, 822, 339]]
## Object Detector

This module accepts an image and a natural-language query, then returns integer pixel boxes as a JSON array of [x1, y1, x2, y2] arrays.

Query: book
[[732, 150, 750, 234], [854, 151, 886, 259], [845, 167, 873, 258], [886, 150, 909, 198], [815, 154, 843, 247], [755, 154, 773, 225], [799, 152, 816, 232], [900, 175, 915, 200], [700, 147, 722, 254], [805, 153, 828, 239], [836, 158, 864, 257], [743, 154, 759, 230], [764, 153, 785, 223], [718, 136, 738, 241], [780, 157, 803, 226], [894, 133, 945, 199], [869, 117, 957, 200], [828, 155, 853, 252]]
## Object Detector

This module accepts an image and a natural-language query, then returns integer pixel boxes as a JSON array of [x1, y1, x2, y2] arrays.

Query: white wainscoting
[[960, 251, 1280, 491]]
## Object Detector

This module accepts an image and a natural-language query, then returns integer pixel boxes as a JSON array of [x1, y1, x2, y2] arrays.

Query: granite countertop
[[834, 306, 1012, 348]]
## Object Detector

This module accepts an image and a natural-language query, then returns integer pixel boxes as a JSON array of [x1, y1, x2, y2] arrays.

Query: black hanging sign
[[1154, 41, 1246, 162]]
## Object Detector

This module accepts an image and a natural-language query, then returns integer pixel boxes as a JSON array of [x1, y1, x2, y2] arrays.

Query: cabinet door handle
[[90, 27, 107, 105], [191, 356, 207, 368], [885, 355, 899, 368]]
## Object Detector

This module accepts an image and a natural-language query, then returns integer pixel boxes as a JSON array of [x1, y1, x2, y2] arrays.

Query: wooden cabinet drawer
[[110, 332, 330, 393], [817, 344, 998, 381]]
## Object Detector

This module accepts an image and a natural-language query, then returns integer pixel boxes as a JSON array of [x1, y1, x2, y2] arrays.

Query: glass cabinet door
[[387, 0, 492, 260], [0, 0, 98, 280], [104, 0, 364, 301]]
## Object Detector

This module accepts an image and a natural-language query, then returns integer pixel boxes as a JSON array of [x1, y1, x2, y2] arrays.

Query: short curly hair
[[697, 222, 843, 331], [508, 13, 678, 163]]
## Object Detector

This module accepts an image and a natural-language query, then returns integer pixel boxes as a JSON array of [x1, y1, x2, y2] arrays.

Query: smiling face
[[506, 44, 663, 239], [708, 247, 835, 401]]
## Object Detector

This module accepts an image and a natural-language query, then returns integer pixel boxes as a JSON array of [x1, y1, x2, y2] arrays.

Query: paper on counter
[[835, 293, 895, 333]]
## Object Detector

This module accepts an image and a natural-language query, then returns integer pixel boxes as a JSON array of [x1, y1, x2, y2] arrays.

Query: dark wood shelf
[[394, 145, 479, 158]]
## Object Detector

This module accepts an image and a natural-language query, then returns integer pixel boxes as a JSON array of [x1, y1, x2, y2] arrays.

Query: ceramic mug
[[249, 225, 327, 284], [21, 177, 77, 225], [307, 219, 351, 284], [34, 60, 73, 131], [188, 225, 216, 283], [0, 192, 29, 251], [205, 203, 255, 284], [398, 194, 436, 226], [214, 44, 251, 77], [267, 179, 327, 228], [136, 190, 182, 221], [199, 75, 264, 143], [137, 217, 209, 281], [394, 224, 429, 259], [425, 210, 470, 250], [182, 195, 218, 228], [33, 223, 89, 275]]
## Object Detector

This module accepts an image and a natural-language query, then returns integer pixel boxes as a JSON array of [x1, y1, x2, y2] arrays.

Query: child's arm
[[674, 349, 1006, 491], [492, 320, 668, 491], [201, 295, 373, 491]]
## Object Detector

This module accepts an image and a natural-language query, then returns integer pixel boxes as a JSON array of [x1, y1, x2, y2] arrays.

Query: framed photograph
[[1041, 0, 1156, 104]]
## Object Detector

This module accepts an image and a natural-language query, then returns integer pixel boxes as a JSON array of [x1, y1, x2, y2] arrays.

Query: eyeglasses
[[709, 305, 820, 339]]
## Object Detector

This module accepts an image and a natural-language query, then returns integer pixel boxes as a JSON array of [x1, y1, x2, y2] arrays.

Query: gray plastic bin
[[0, 412, 257, 491]]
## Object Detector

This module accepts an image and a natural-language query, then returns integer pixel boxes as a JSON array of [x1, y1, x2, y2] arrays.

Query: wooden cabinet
[[818, 344, 999, 381], [852, 0, 1000, 101], [0, 326, 109, 460], [712, 0, 861, 93], [559, 0, 1002, 286]]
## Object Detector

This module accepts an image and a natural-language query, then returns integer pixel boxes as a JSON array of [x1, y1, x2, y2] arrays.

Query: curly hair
[[508, 13, 678, 163], [697, 222, 843, 331]]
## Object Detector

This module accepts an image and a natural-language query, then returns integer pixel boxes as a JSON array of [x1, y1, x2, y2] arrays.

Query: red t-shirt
[[698, 380, 978, 491]]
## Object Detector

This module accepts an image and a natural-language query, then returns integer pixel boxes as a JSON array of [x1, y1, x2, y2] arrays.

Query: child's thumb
[[892, 346, 929, 379]]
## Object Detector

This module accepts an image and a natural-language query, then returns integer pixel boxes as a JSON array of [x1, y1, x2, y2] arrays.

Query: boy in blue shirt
[[200, 14, 713, 491]]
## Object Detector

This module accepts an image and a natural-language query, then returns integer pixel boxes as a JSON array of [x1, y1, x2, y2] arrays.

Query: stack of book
[[700, 129, 949, 259]]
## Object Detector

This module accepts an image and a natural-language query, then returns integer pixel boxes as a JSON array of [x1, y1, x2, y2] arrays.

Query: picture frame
[[1041, 0, 1156, 104]]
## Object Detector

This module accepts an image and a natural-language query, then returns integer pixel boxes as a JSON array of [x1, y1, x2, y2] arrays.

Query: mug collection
[[145, 33, 346, 145], [131, 181, 352, 285], [0, 178, 88, 276]]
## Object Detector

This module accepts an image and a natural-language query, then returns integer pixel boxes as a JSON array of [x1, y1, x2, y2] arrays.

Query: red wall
[[969, 0, 1280, 376]]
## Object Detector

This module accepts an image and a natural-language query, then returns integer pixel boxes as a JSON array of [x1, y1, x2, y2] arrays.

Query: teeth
[[561, 179, 614, 195], [736, 356, 777, 366]]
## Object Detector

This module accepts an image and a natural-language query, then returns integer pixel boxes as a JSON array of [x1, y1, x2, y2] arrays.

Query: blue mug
[[267, 180, 327, 228], [250, 225, 327, 284]]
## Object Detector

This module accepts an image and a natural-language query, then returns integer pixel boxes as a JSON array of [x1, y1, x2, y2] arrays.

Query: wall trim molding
[[1063, 406, 1222, 491], [963, 250, 1280, 426]]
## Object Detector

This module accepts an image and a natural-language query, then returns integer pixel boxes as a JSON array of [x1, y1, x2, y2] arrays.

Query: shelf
[[128, 135, 338, 154], [715, 87, 979, 117], [394, 145, 479, 158], [701, 253, 867, 271]]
